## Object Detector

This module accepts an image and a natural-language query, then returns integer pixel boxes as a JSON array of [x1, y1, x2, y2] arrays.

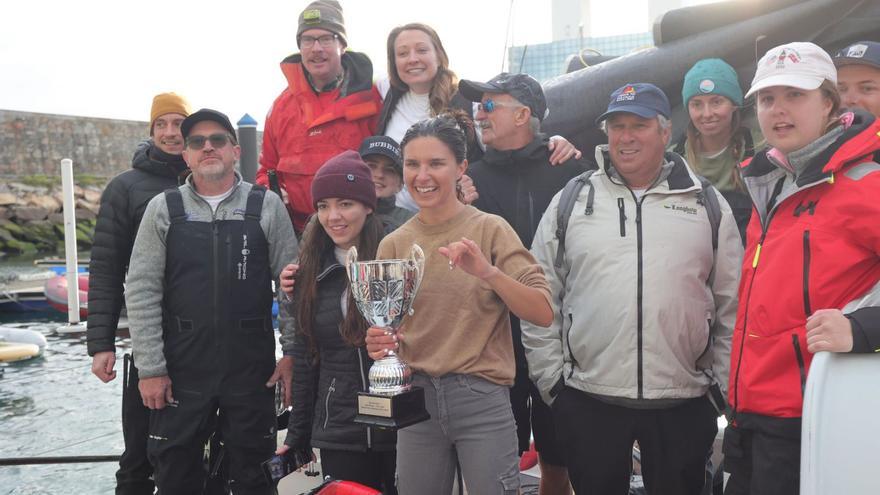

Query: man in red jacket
[[257, 0, 381, 235]]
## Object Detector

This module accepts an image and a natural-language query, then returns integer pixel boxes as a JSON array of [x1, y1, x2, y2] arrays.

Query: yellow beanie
[[150, 92, 191, 128]]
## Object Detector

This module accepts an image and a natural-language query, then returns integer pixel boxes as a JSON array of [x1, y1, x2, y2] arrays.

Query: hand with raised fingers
[[438, 237, 497, 281]]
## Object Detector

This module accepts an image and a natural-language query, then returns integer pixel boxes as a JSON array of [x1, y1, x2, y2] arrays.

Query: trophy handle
[[346, 246, 359, 280], [407, 244, 426, 315]]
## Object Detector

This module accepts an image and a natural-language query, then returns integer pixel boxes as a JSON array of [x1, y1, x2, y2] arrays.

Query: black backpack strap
[[700, 176, 721, 253], [697, 176, 721, 252], [554, 170, 595, 268], [245, 185, 266, 221], [164, 188, 187, 224]]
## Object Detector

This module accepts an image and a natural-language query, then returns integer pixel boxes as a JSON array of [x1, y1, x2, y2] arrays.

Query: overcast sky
[[0, 0, 714, 127]]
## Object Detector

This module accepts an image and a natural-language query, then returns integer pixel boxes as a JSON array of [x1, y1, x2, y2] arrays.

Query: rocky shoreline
[[0, 180, 106, 255]]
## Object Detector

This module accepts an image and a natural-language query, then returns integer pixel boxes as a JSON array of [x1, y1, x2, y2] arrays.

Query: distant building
[[508, 32, 654, 83], [510, 0, 682, 82]]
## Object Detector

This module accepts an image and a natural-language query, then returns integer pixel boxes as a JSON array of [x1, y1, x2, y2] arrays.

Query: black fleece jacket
[[468, 135, 592, 370], [86, 141, 187, 356]]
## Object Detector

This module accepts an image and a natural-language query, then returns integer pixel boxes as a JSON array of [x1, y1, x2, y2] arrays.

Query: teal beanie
[[682, 58, 743, 107]]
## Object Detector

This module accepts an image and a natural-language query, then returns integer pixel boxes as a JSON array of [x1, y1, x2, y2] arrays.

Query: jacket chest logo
[[664, 203, 698, 215], [309, 129, 322, 137]]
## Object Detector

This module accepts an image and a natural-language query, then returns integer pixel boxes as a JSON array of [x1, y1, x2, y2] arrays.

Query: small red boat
[[43, 274, 89, 319]]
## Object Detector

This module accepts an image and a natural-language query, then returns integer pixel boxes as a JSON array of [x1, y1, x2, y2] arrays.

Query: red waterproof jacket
[[729, 112, 880, 420], [257, 51, 381, 233]]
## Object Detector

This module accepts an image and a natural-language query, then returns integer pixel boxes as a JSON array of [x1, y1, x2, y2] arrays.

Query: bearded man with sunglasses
[[126, 109, 297, 494], [458, 73, 590, 495], [256, 0, 382, 236]]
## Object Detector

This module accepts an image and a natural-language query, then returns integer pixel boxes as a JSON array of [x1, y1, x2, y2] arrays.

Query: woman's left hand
[[439, 237, 498, 281], [806, 309, 854, 353], [548, 135, 582, 165]]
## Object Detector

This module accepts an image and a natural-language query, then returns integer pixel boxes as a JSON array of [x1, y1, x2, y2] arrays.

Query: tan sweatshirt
[[377, 205, 550, 385]]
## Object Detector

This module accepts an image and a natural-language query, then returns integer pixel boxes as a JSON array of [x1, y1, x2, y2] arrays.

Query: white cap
[[745, 42, 837, 99]]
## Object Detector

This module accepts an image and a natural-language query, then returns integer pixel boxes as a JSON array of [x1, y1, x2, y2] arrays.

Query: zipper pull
[[752, 243, 762, 268]]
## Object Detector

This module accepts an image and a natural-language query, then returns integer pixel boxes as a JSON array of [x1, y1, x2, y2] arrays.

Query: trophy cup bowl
[[346, 244, 430, 429]]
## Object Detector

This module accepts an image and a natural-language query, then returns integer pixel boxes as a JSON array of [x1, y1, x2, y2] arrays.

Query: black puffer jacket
[[86, 141, 187, 356], [285, 251, 397, 453]]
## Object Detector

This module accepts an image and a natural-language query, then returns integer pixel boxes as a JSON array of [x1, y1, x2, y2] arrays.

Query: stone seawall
[[0, 109, 264, 256], [0, 109, 148, 177]]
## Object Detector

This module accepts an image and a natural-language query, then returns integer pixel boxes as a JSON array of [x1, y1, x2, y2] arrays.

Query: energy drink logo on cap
[[617, 86, 637, 102], [303, 9, 322, 24], [773, 48, 802, 68]]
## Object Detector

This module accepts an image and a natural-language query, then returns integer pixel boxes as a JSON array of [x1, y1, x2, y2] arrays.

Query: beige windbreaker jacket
[[522, 148, 743, 405]]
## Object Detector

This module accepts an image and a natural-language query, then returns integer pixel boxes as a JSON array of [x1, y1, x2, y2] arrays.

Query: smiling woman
[[365, 113, 553, 495], [276, 150, 398, 494]]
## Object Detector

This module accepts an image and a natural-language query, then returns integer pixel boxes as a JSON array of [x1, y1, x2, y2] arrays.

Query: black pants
[[147, 379, 275, 495], [117, 355, 154, 495], [553, 387, 717, 495], [320, 449, 398, 495], [722, 422, 800, 495]]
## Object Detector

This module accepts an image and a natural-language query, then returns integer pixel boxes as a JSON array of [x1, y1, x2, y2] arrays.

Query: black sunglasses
[[186, 133, 234, 150]]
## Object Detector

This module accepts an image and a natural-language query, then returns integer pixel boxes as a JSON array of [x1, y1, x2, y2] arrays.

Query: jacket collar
[[281, 51, 374, 97], [743, 110, 879, 186], [594, 146, 697, 192], [132, 140, 188, 179], [481, 135, 549, 170]]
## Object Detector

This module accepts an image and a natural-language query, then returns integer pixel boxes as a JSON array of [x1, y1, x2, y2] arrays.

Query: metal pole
[[59, 158, 85, 332], [237, 113, 259, 183], [0, 455, 121, 466]]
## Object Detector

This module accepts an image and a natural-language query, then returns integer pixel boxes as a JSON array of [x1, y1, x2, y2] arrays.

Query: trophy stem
[[369, 353, 413, 395]]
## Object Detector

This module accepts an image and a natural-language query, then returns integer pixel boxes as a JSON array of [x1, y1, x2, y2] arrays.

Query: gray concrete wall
[[0, 109, 148, 177]]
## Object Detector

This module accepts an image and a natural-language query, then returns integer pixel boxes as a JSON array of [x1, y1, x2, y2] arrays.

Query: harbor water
[[0, 258, 119, 494], [0, 317, 122, 494]]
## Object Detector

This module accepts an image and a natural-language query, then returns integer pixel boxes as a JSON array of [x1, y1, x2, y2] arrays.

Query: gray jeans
[[396, 373, 520, 495]]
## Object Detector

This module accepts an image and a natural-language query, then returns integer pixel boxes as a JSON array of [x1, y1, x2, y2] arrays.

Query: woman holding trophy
[[276, 151, 398, 494], [365, 113, 554, 495]]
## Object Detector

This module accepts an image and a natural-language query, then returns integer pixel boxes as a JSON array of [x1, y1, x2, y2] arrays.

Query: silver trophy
[[346, 244, 430, 428]]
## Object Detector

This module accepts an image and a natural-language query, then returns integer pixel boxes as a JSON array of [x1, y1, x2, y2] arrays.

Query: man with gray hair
[[458, 72, 590, 495], [521, 83, 742, 495]]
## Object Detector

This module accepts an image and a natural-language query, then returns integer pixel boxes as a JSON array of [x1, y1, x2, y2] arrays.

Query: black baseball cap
[[834, 41, 880, 70], [181, 108, 237, 140], [358, 136, 402, 176], [459, 72, 548, 121]]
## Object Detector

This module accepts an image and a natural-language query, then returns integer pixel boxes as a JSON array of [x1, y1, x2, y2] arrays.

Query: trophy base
[[354, 386, 430, 430]]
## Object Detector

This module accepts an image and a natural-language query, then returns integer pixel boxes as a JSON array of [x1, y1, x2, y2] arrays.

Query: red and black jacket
[[729, 111, 880, 421]]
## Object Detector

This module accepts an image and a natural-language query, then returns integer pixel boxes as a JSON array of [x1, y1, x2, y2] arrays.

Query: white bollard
[[59, 158, 86, 333]]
